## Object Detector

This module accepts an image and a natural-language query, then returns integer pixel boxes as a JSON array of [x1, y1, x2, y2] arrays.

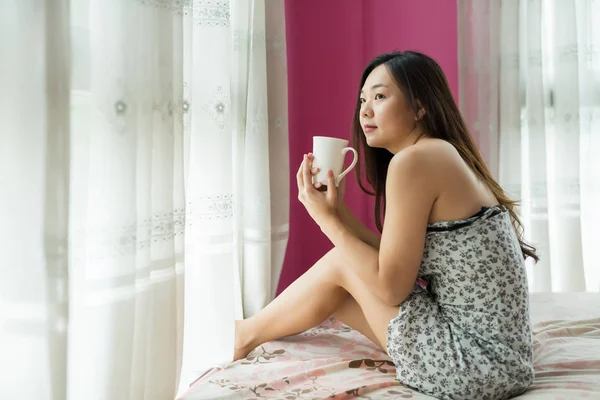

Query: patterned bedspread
[[180, 293, 600, 400]]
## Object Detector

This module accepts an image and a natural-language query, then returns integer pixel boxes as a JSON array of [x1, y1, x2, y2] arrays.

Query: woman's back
[[409, 137, 499, 225]]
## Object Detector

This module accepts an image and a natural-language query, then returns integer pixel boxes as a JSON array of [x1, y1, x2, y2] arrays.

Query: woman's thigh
[[325, 247, 400, 351], [332, 294, 385, 350]]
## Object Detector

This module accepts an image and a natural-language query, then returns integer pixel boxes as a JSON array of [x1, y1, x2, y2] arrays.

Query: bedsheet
[[180, 293, 600, 399]]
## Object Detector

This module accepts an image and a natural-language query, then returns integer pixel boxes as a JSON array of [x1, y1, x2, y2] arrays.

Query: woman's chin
[[365, 134, 380, 148]]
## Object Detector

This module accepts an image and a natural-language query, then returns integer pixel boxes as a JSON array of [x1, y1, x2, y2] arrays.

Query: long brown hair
[[352, 51, 539, 262]]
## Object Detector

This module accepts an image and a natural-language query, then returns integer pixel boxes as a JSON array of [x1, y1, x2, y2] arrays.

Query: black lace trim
[[426, 206, 503, 233]]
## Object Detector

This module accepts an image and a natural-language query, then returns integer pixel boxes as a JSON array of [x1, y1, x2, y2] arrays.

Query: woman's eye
[[359, 98, 366, 104], [375, 93, 385, 100]]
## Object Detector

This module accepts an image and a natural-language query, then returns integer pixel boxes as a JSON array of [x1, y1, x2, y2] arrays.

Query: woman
[[234, 51, 537, 400]]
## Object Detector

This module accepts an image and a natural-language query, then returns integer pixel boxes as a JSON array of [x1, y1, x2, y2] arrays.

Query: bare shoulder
[[385, 139, 448, 206], [413, 138, 462, 163], [388, 138, 461, 180], [397, 138, 498, 222]]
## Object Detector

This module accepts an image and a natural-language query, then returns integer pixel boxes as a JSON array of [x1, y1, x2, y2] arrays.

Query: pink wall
[[277, 0, 458, 295]]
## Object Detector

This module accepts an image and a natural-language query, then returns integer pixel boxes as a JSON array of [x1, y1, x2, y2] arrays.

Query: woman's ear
[[414, 100, 426, 121], [416, 108, 425, 121]]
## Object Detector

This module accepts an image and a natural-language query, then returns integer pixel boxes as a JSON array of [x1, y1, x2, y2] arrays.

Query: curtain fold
[[458, 0, 600, 293], [0, 1, 71, 398], [68, 1, 185, 398]]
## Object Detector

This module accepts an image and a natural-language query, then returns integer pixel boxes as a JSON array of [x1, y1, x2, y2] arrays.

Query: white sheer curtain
[[458, 0, 600, 293], [180, 0, 289, 385], [0, 0, 288, 398]]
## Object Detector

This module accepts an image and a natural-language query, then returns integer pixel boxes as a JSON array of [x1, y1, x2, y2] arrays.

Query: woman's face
[[359, 64, 420, 153]]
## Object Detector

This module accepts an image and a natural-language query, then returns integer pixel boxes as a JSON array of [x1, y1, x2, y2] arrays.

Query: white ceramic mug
[[312, 136, 358, 187]]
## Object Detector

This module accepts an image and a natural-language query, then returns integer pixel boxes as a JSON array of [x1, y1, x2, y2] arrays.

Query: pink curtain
[[278, 0, 459, 295]]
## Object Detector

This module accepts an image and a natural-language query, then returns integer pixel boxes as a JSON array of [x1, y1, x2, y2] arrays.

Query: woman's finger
[[296, 157, 304, 190], [302, 154, 312, 189], [326, 169, 337, 203]]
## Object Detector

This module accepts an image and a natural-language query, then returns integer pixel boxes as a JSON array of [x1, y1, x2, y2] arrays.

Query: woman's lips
[[364, 124, 377, 133]]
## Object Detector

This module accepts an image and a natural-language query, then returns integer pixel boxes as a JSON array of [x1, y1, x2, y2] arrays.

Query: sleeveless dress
[[386, 205, 534, 400]]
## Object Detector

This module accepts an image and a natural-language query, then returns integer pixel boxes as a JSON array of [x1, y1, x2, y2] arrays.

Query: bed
[[179, 293, 600, 399]]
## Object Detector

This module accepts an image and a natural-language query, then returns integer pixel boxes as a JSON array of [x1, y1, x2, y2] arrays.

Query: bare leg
[[331, 294, 380, 348], [234, 247, 400, 361]]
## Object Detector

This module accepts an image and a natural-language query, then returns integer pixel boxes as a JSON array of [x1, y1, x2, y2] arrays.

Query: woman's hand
[[297, 153, 340, 229], [314, 170, 347, 211]]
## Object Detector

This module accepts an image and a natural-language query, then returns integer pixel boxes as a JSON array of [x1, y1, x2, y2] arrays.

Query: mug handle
[[336, 147, 358, 186]]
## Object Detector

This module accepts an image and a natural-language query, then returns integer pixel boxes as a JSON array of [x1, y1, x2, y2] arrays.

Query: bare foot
[[233, 320, 256, 362]]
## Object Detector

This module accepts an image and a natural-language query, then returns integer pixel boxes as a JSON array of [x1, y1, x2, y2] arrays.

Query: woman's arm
[[298, 151, 433, 306], [322, 148, 437, 306], [338, 203, 381, 250]]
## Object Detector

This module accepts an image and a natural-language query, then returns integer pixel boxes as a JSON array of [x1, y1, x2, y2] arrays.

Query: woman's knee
[[321, 247, 347, 284]]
